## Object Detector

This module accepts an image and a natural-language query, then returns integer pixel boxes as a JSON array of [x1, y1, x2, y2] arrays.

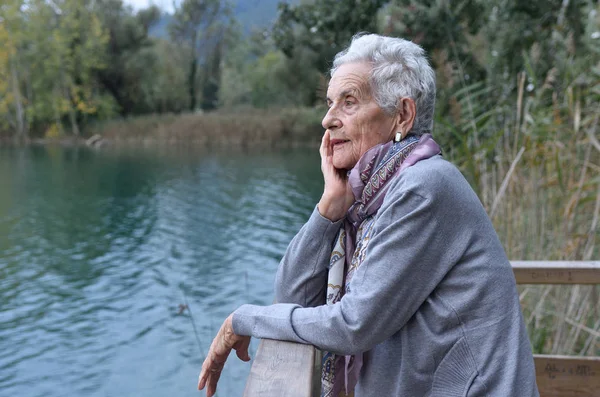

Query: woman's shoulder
[[389, 155, 473, 201], [380, 154, 488, 226]]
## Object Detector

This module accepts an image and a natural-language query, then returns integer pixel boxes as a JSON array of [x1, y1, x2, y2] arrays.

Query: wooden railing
[[243, 261, 600, 397], [511, 261, 600, 285], [243, 340, 320, 397]]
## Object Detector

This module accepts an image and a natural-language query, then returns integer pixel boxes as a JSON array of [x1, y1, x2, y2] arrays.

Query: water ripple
[[0, 146, 322, 397]]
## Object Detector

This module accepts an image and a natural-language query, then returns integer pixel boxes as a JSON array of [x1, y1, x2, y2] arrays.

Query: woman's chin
[[332, 156, 357, 171]]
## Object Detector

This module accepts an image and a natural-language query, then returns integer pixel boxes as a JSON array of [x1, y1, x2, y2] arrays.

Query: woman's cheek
[[351, 143, 361, 165]]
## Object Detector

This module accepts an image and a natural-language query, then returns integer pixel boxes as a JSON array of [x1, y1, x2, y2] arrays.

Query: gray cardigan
[[233, 155, 539, 396]]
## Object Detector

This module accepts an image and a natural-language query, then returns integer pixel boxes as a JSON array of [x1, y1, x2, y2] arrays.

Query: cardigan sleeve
[[273, 206, 344, 307], [233, 179, 468, 355]]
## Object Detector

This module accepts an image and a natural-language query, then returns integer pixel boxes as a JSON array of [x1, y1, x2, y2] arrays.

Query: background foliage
[[0, 0, 597, 142]]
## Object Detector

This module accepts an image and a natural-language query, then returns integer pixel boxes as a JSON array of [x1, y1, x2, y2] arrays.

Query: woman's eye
[[345, 100, 354, 106]]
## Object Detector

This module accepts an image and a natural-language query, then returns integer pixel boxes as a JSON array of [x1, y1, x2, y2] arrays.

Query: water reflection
[[0, 145, 322, 397]]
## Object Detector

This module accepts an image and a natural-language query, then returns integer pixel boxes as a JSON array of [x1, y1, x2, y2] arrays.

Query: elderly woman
[[198, 34, 539, 396]]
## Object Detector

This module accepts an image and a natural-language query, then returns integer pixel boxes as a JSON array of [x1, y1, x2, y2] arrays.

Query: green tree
[[219, 28, 320, 108], [169, 0, 227, 111], [125, 38, 190, 113], [18, 0, 112, 137], [54, 0, 110, 135], [94, 0, 161, 115], [481, 0, 588, 93], [0, 0, 27, 141], [200, 35, 222, 110], [381, 0, 591, 97], [273, 0, 388, 73]]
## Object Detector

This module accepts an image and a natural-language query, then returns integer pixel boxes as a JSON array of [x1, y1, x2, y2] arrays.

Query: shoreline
[[0, 136, 322, 149], [0, 107, 326, 148]]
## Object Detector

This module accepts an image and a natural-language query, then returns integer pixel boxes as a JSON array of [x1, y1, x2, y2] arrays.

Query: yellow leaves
[[6, 0, 111, 134], [0, 91, 14, 110], [58, 97, 70, 114], [89, 14, 109, 49], [76, 98, 96, 115], [61, 85, 97, 116], [44, 123, 61, 139]]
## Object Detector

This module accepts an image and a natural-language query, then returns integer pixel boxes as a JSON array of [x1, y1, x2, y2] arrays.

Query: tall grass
[[85, 107, 325, 147], [436, 51, 600, 356]]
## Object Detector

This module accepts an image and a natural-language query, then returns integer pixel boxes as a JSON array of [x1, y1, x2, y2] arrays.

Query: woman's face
[[322, 62, 397, 170]]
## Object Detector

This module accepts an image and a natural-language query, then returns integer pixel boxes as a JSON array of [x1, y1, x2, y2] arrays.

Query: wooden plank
[[535, 355, 600, 397], [244, 339, 315, 397], [511, 261, 600, 284]]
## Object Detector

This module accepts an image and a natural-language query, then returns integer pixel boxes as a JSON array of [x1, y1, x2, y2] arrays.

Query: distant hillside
[[150, 0, 299, 39], [149, 13, 173, 38]]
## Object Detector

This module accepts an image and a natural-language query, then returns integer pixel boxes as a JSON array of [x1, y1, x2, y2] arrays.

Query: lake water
[[0, 145, 323, 397]]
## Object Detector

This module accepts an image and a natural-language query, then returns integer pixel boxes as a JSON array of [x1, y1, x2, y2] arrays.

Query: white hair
[[331, 34, 436, 136]]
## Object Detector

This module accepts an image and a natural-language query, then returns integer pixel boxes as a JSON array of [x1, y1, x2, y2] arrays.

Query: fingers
[[206, 364, 224, 397], [198, 316, 251, 395], [320, 130, 328, 159], [324, 130, 332, 158], [198, 371, 222, 397], [198, 355, 226, 395], [198, 340, 250, 395], [320, 130, 335, 171], [198, 358, 209, 390], [198, 355, 217, 390], [198, 332, 230, 394], [234, 336, 252, 362]]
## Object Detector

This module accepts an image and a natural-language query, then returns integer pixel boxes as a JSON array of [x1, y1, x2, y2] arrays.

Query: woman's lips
[[330, 139, 350, 148]]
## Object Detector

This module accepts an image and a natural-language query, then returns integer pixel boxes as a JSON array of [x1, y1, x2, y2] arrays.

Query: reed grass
[[85, 107, 325, 147], [436, 60, 600, 356]]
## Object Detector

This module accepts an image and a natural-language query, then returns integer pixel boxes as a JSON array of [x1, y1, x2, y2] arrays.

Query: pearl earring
[[394, 132, 402, 142]]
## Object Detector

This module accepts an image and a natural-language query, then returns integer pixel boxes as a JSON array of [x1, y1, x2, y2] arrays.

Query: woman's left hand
[[197, 314, 251, 396]]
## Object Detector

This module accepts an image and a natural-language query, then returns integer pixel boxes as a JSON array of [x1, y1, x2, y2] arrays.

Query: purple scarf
[[324, 133, 441, 397]]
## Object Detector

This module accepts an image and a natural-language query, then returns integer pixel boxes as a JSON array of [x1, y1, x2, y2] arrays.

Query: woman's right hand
[[317, 130, 355, 222]]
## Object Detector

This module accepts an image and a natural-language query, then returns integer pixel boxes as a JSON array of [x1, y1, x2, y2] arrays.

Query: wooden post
[[243, 339, 315, 397]]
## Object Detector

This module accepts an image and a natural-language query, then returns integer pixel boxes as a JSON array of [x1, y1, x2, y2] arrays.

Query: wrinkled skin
[[322, 62, 398, 171], [197, 315, 250, 397], [318, 61, 415, 221]]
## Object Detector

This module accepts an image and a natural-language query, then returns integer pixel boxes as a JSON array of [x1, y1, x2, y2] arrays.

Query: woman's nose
[[322, 108, 342, 130]]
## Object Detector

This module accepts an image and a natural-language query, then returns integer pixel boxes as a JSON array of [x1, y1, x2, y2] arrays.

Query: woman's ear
[[395, 98, 416, 139]]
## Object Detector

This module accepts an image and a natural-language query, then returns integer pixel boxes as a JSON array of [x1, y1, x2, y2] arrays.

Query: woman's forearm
[[274, 206, 343, 307]]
